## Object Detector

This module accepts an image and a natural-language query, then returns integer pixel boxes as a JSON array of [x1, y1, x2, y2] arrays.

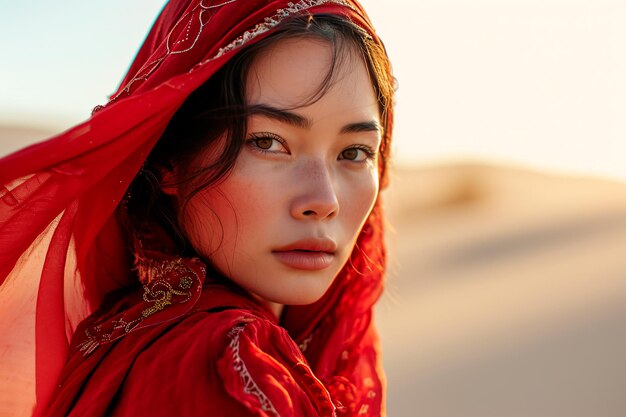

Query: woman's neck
[[265, 301, 284, 322]]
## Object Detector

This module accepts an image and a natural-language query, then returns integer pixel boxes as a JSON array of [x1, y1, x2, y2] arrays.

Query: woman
[[0, 1, 394, 416]]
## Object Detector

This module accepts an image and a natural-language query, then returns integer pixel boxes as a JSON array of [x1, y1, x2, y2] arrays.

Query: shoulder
[[77, 307, 335, 417], [214, 314, 336, 417], [54, 270, 340, 417]]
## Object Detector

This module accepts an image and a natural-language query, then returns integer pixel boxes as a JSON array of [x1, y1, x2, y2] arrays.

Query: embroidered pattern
[[135, 254, 197, 284], [76, 328, 100, 356], [196, 0, 350, 68], [76, 259, 202, 356], [298, 333, 314, 353], [100, 0, 351, 109], [169, 0, 238, 55], [108, 0, 241, 103], [228, 325, 281, 417], [141, 277, 194, 316]]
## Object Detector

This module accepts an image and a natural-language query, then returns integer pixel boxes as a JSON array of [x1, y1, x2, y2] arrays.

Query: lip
[[272, 238, 337, 271], [273, 237, 337, 254]]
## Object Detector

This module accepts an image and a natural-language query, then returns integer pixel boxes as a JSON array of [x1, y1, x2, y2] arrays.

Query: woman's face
[[176, 37, 381, 315]]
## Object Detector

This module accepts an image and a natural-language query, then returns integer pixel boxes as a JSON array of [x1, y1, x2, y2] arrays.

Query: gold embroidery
[[179, 276, 193, 289], [76, 257, 202, 357], [106, 0, 242, 104], [141, 278, 193, 317], [135, 255, 195, 284], [196, 0, 351, 68], [99, 0, 353, 110]]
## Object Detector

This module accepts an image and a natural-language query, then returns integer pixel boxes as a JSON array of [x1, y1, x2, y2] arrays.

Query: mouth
[[272, 237, 337, 270], [272, 237, 337, 254]]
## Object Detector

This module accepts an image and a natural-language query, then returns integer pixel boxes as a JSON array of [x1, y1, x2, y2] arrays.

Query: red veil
[[0, 1, 393, 416]]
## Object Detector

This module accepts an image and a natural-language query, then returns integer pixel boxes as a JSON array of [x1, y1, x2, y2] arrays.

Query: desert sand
[[380, 163, 626, 417]]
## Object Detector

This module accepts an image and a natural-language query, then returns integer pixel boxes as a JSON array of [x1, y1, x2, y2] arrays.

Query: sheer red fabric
[[0, 1, 393, 416]]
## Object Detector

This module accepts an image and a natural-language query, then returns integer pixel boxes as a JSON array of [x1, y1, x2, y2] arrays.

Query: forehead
[[245, 37, 377, 116]]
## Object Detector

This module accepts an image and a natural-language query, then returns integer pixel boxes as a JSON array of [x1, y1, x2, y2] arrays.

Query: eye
[[246, 132, 288, 154], [254, 137, 274, 150], [339, 145, 375, 162]]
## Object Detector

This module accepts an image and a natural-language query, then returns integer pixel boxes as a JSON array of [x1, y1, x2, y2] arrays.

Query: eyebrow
[[249, 104, 381, 134], [340, 121, 381, 134]]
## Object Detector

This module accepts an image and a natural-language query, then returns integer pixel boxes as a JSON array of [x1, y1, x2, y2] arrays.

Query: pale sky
[[1, 0, 625, 180]]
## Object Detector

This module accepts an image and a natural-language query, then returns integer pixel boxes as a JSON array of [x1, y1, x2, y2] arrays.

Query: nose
[[290, 160, 339, 221]]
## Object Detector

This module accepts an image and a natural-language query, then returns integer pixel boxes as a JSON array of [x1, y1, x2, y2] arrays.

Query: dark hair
[[126, 13, 395, 255]]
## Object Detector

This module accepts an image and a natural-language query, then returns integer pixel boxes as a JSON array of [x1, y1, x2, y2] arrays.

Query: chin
[[281, 293, 325, 306], [259, 279, 333, 306]]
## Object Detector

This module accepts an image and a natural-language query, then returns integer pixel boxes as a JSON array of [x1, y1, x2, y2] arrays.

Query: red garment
[[0, 1, 393, 416], [44, 254, 383, 417]]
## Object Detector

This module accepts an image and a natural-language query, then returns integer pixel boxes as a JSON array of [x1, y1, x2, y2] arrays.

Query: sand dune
[[380, 163, 626, 417]]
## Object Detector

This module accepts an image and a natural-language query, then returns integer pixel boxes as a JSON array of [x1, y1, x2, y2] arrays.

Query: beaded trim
[[196, 0, 351, 68], [107, 0, 241, 103], [169, 0, 239, 56], [135, 255, 196, 285], [76, 262, 201, 356], [103, 0, 351, 108], [140, 276, 195, 316], [228, 325, 281, 417]]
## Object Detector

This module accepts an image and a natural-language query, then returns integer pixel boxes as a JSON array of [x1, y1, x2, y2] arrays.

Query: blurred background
[[2, 1, 626, 416]]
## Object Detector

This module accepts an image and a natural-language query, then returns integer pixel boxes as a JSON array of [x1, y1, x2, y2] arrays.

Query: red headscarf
[[0, 1, 393, 416]]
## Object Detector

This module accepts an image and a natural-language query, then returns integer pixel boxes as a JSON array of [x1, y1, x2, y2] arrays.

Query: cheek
[[218, 174, 277, 233], [182, 174, 275, 255], [339, 170, 379, 231], [180, 192, 225, 255]]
